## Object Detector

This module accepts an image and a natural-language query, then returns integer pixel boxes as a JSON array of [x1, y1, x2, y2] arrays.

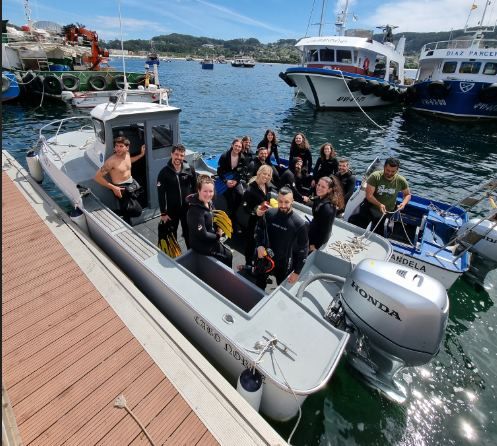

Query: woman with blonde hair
[[240, 165, 274, 265], [308, 175, 344, 252]]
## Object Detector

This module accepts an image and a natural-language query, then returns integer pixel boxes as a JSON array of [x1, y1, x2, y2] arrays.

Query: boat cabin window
[[92, 119, 105, 144], [442, 62, 457, 73], [151, 123, 174, 151], [459, 61, 481, 74], [319, 48, 334, 62], [112, 124, 145, 156], [307, 50, 319, 62], [336, 50, 352, 64], [483, 62, 497, 75]]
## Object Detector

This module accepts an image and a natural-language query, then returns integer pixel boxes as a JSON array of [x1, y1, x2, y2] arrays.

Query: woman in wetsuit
[[308, 175, 345, 252], [187, 175, 233, 268], [241, 165, 274, 265]]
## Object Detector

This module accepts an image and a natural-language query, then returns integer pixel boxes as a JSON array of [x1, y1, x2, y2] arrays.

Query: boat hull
[[409, 80, 497, 120], [284, 68, 399, 109], [1, 71, 20, 102]]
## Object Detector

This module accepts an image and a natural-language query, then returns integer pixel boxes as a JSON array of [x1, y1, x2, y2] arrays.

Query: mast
[[318, 0, 327, 36], [335, 0, 350, 36], [23, 0, 33, 32]]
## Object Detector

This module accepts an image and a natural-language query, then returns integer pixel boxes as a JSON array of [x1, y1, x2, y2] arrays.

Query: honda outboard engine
[[339, 259, 449, 403], [455, 215, 497, 284]]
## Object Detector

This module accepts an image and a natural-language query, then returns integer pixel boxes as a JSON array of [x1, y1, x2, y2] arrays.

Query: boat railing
[[38, 116, 93, 158], [422, 38, 497, 52]]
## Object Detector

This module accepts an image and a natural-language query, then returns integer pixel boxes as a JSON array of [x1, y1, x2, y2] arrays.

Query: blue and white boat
[[201, 58, 214, 70], [279, 0, 406, 109], [1, 71, 20, 102], [406, 2, 497, 120]]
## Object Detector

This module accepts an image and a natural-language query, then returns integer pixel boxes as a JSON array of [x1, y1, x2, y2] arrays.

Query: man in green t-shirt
[[350, 157, 411, 233]]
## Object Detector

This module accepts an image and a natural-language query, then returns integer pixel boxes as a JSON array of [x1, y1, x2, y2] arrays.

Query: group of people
[[95, 133, 411, 291]]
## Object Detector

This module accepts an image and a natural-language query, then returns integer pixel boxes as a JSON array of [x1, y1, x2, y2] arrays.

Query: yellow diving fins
[[212, 209, 233, 238]]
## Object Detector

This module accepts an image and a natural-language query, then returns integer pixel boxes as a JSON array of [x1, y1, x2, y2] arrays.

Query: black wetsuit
[[157, 159, 197, 247], [254, 208, 308, 289], [337, 170, 356, 207], [217, 149, 248, 219], [279, 169, 313, 203], [241, 181, 272, 265], [186, 194, 233, 267], [289, 147, 313, 173], [256, 140, 281, 166], [308, 197, 337, 250], [247, 158, 280, 187], [313, 158, 338, 182]]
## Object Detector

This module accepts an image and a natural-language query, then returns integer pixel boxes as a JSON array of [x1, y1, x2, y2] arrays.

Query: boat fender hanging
[[61, 74, 80, 91], [236, 368, 263, 412], [348, 77, 367, 92], [360, 79, 380, 95], [43, 75, 63, 95], [114, 75, 126, 89], [26, 149, 44, 183], [1, 74, 10, 93], [69, 207, 89, 234], [88, 75, 108, 91], [33, 74, 45, 93], [362, 58, 370, 72], [478, 83, 497, 104]]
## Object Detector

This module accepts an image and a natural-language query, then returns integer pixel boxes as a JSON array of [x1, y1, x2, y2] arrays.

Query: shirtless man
[[94, 136, 146, 198]]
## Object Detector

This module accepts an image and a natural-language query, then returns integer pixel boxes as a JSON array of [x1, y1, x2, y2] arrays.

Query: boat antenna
[[318, 0, 327, 36], [335, 0, 350, 36], [117, 0, 129, 91], [305, 0, 317, 37]]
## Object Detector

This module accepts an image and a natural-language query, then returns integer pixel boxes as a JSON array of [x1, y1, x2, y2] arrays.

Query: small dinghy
[[27, 100, 451, 419]]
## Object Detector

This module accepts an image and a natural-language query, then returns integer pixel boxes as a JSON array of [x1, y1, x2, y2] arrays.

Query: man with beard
[[248, 146, 280, 186], [253, 187, 308, 289], [157, 144, 197, 247], [349, 157, 411, 233], [336, 158, 356, 209]]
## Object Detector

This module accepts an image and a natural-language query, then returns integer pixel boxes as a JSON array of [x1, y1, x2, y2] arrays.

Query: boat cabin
[[416, 38, 497, 82], [87, 101, 185, 221], [297, 32, 405, 83]]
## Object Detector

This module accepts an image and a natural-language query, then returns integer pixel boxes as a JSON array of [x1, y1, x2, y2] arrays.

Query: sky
[[2, 0, 496, 43]]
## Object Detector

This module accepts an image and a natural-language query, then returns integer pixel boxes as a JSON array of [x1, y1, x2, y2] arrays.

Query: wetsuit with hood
[[217, 148, 248, 219], [254, 207, 308, 288], [308, 197, 337, 250], [337, 169, 356, 207], [186, 194, 233, 267], [157, 159, 197, 247]]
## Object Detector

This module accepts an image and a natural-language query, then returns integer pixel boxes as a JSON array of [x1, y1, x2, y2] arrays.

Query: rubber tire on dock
[[114, 75, 126, 89], [32, 75, 45, 93], [43, 75, 63, 95], [61, 74, 80, 91], [478, 83, 497, 104], [88, 75, 108, 91]]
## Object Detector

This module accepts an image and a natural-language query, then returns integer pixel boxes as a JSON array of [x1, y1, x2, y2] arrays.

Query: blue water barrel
[[49, 64, 70, 72]]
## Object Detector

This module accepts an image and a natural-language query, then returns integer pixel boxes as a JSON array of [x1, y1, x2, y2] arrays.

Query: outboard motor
[[455, 215, 497, 284], [337, 259, 449, 403]]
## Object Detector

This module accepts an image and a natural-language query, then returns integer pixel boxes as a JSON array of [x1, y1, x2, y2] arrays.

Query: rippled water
[[2, 59, 496, 446]]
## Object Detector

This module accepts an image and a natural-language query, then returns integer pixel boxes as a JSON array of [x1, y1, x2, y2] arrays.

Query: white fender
[[26, 150, 44, 183], [236, 369, 263, 412]]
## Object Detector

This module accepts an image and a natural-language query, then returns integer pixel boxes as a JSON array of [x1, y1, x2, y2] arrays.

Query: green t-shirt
[[367, 170, 409, 211]]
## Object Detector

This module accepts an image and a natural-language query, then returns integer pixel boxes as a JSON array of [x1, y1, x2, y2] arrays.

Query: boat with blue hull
[[406, 2, 497, 120], [279, 0, 406, 109], [201, 58, 214, 70], [1, 70, 20, 102]]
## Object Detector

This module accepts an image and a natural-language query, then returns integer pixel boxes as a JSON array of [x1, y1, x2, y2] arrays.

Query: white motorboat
[[279, 0, 406, 109], [232, 57, 256, 68], [26, 100, 450, 419]]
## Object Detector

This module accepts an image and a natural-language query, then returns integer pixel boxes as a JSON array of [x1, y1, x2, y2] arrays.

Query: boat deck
[[1, 152, 286, 445]]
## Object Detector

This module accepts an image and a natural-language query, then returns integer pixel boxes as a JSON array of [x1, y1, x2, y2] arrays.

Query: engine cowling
[[340, 259, 448, 367], [456, 217, 497, 263]]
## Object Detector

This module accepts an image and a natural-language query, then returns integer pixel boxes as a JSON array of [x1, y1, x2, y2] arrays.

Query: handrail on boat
[[422, 38, 497, 52], [38, 116, 92, 141]]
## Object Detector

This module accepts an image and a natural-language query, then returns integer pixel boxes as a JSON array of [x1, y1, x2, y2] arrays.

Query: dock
[[2, 151, 286, 445]]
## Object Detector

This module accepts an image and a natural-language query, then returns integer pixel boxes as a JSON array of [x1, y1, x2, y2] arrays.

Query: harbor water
[[2, 59, 496, 445]]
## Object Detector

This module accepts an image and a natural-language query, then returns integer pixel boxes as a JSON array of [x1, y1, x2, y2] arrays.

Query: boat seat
[[176, 250, 266, 313]]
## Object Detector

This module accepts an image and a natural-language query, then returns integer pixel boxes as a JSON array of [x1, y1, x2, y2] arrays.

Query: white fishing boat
[[232, 57, 256, 68], [279, 0, 406, 109], [26, 100, 451, 419], [405, 1, 497, 120]]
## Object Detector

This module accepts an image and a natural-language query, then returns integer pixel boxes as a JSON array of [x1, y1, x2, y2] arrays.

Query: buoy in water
[[69, 207, 89, 234], [236, 368, 263, 411], [26, 149, 44, 183]]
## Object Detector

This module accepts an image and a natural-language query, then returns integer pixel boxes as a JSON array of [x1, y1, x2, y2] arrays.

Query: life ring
[[362, 58, 370, 72], [1, 74, 10, 93], [88, 75, 108, 91], [61, 73, 80, 91], [43, 74, 63, 95], [478, 83, 497, 104], [114, 75, 126, 89]]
